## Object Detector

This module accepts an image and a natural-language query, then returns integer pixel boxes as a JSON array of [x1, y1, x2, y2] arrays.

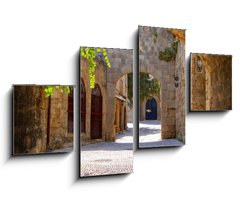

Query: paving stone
[[80, 123, 133, 177], [139, 120, 183, 148]]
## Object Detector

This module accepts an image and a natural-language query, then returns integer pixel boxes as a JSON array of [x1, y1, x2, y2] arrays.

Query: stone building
[[13, 85, 74, 155], [80, 48, 133, 144], [190, 53, 232, 111], [139, 26, 185, 143]]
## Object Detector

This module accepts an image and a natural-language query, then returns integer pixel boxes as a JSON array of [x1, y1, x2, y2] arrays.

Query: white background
[[1, 0, 240, 199]]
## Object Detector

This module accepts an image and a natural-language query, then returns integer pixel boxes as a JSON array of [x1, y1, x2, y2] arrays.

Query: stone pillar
[[161, 63, 176, 139], [104, 83, 116, 141], [175, 41, 185, 143]]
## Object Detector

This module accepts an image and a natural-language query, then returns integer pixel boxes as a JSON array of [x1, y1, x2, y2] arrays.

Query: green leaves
[[127, 73, 161, 108], [159, 40, 178, 62], [102, 48, 111, 68], [65, 86, 70, 95], [44, 86, 71, 97], [80, 47, 111, 88], [139, 73, 160, 101], [44, 86, 53, 97]]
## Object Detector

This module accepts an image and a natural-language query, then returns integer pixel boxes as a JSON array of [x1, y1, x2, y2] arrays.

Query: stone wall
[[48, 87, 69, 150], [14, 86, 48, 154], [190, 54, 207, 110], [14, 85, 72, 154], [139, 26, 185, 140], [191, 54, 232, 111]]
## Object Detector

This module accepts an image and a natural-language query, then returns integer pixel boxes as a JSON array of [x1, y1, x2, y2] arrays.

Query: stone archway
[[100, 49, 133, 141], [139, 59, 176, 139], [81, 43, 186, 143]]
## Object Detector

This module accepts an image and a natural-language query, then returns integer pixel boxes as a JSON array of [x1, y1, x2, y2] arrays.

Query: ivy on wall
[[81, 47, 111, 88], [44, 86, 70, 97], [159, 40, 178, 62], [128, 73, 160, 108]]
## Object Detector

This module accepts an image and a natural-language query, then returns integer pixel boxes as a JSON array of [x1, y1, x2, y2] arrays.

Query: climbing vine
[[44, 86, 71, 97], [159, 40, 178, 62], [139, 73, 160, 101], [81, 47, 111, 88], [128, 73, 160, 107]]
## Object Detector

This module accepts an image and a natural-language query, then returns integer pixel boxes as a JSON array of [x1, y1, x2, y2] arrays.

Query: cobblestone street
[[80, 123, 133, 177], [139, 120, 183, 148]]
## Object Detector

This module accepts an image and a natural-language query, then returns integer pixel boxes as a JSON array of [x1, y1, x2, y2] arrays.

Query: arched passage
[[145, 98, 157, 120], [114, 73, 133, 136], [91, 84, 102, 139]]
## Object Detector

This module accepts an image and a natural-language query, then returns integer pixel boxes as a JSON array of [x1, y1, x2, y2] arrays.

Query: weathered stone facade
[[80, 48, 133, 144], [139, 26, 185, 142], [14, 85, 74, 155], [190, 54, 232, 111]]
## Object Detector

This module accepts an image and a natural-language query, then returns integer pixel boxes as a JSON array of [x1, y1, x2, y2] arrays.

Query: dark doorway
[[81, 79, 86, 132], [91, 84, 102, 139], [145, 98, 157, 120], [68, 87, 74, 133]]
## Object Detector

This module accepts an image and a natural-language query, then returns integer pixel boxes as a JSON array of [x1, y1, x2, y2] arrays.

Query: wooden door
[[145, 98, 157, 120], [91, 85, 102, 139]]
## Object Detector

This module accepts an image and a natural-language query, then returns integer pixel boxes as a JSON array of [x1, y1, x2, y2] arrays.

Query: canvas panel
[[13, 85, 74, 155], [138, 25, 186, 148], [80, 47, 133, 177], [190, 53, 232, 111]]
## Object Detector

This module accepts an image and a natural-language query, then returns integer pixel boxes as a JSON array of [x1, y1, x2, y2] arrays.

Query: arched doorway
[[145, 98, 157, 120], [91, 84, 102, 139], [80, 79, 86, 133]]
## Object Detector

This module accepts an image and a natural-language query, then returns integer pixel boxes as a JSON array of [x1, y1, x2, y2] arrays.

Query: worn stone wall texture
[[14, 85, 72, 154], [139, 26, 185, 141], [80, 48, 133, 144], [48, 87, 69, 150], [191, 54, 232, 111], [14, 86, 48, 154]]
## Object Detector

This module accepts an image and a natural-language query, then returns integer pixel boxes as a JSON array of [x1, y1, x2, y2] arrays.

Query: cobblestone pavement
[[139, 120, 183, 148], [80, 123, 133, 177]]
